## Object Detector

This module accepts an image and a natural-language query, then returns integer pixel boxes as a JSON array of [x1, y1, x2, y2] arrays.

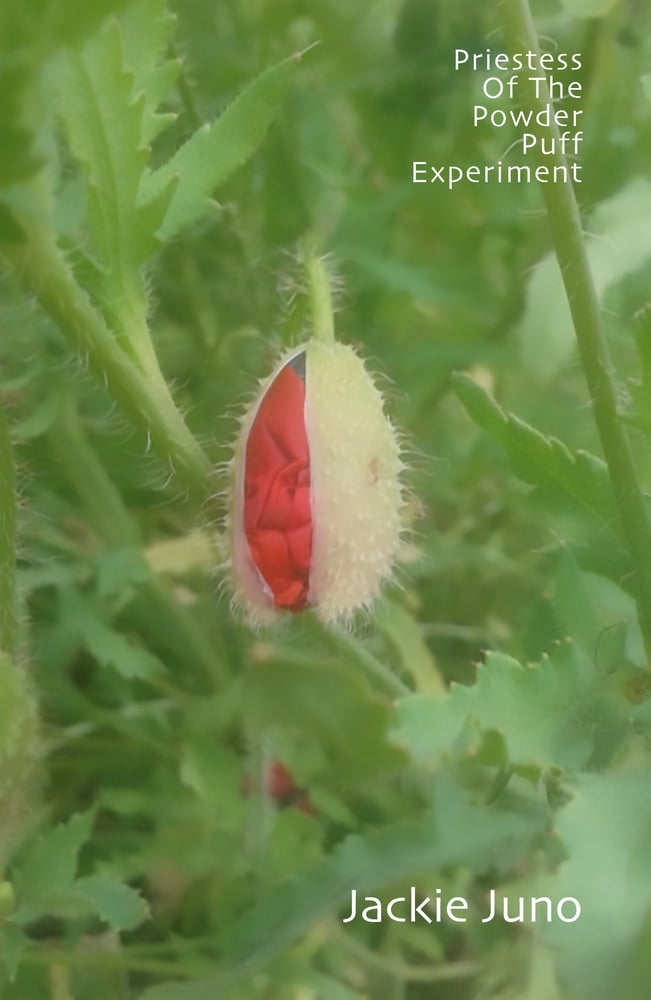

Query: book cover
[[1, 0, 650, 997]]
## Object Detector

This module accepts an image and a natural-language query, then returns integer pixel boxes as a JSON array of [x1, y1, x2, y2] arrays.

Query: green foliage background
[[2, 0, 651, 997]]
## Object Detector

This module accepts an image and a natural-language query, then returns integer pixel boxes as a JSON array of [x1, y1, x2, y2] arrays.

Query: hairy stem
[[498, 0, 651, 652], [6, 230, 212, 504], [302, 240, 335, 344]]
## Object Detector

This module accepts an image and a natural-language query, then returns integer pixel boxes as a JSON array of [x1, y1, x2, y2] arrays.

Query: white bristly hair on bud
[[304, 338, 404, 622]]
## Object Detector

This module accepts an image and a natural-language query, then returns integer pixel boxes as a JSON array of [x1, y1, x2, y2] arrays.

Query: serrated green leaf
[[136, 778, 538, 1000], [82, 616, 165, 680], [452, 372, 619, 538], [120, 0, 179, 144], [132, 172, 178, 260], [141, 51, 306, 241], [95, 547, 151, 603], [12, 811, 94, 918], [73, 875, 150, 931], [53, 0, 177, 289], [179, 740, 244, 828], [395, 638, 625, 773], [54, 21, 153, 273], [55, 589, 164, 680], [0, 0, 136, 227]]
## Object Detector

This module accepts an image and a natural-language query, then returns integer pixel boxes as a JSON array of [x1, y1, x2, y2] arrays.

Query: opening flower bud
[[228, 338, 405, 625]]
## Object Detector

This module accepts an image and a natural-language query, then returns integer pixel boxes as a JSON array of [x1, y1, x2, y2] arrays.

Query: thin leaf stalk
[[303, 241, 335, 344], [498, 0, 651, 656]]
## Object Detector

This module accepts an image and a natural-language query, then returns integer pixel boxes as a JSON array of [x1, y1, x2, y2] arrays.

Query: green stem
[[315, 620, 411, 697], [0, 406, 17, 658], [302, 239, 336, 343], [498, 0, 651, 652], [6, 230, 212, 504], [0, 406, 38, 867]]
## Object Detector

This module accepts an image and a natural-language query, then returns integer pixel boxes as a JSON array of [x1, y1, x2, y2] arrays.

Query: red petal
[[243, 355, 312, 610], [266, 760, 297, 800]]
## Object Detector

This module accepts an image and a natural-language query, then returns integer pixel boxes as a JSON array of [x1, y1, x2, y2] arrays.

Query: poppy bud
[[228, 337, 405, 626]]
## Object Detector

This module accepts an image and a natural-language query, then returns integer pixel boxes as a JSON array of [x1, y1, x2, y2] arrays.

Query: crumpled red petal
[[243, 355, 312, 610]]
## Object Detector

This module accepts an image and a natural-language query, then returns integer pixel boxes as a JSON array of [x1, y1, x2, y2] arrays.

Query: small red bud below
[[266, 759, 298, 800], [241, 759, 315, 815]]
